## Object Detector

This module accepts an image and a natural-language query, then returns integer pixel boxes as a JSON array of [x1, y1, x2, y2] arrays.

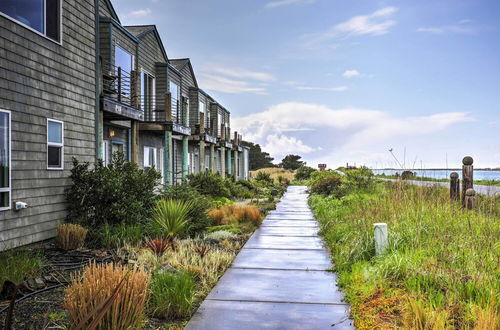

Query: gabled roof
[[169, 58, 198, 88], [124, 25, 168, 62], [101, 0, 120, 23]]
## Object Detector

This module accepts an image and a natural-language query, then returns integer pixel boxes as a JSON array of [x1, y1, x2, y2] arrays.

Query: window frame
[[169, 80, 180, 122], [0, 0, 63, 44], [0, 109, 11, 211], [102, 140, 109, 166], [140, 69, 156, 114], [144, 146, 158, 169], [47, 118, 64, 170]]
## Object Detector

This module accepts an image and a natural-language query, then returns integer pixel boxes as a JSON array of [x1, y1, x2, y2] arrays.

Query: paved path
[[379, 178, 500, 196], [185, 186, 353, 330]]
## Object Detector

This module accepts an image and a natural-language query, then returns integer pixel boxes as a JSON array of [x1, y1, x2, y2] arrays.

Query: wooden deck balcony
[[139, 94, 191, 136]]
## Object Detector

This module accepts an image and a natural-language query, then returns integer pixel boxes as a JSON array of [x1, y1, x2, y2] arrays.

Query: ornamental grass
[[64, 262, 149, 330], [57, 223, 88, 250]]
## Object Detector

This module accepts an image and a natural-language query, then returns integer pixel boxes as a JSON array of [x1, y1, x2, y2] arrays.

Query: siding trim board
[[0, 109, 11, 211]]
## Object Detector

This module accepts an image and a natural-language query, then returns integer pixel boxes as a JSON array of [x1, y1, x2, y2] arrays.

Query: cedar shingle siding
[[0, 0, 97, 249]]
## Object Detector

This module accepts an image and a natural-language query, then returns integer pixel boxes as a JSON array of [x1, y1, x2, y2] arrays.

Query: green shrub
[[149, 271, 195, 319], [187, 171, 231, 198], [207, 225, 243, 235], [90, 223, 144, 249], [310, 177, 343, 196], [295, 166, 316, 180], [401, 170, 416, 180], [205, 230, 237, 243], [227, 180, 254, 199], [0, 250, 45, 287], [342, 167, 376, 193], [255, 171, 273, 184], [66, 153, 161, 227], [309, 169, 342, 187], [211, 197, 234, 208], [162, 184, 212, 235]]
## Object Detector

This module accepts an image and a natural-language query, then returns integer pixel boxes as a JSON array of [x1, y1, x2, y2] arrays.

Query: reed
[[57, 223, 88, 250]]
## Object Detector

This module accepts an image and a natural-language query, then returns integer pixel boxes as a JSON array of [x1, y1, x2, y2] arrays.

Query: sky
[[112, 0, 500, 169]]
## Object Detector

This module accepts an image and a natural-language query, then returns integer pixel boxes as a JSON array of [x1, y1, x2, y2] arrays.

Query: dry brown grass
[[250, 167, 295, 181], [208, 205, 262, 225], [64, 262, 149, 330], [57, 223, 88, 250]]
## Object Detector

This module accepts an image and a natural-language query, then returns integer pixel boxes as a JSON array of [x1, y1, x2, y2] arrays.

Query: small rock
[[34, 278, 45, 288]]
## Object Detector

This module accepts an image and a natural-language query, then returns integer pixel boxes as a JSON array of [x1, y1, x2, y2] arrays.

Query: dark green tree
[[241, 141, 275, 170], [279, 154, 305, 170]]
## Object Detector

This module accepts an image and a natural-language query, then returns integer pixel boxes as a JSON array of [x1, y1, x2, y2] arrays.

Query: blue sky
[[113, 0, 500, 168]]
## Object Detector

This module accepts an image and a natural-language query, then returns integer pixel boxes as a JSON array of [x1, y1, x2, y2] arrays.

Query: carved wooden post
[[464, 188, 476, 210], [164, 92, 172, 122], [461, 156, 473, 208], [450, 172, 460, 202]]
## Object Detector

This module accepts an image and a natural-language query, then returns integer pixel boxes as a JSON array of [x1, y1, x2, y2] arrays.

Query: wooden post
[[164, 93, 172, 121], [461, 156, 473, 208], [450, 172, 460, 202], [130, 70, 139, 109], [199, 112, 205, 133], [464, 188, 476, 210], [130, 120, 139, 164], [374, 223, 388, 255], [221, 124, 226, 140]]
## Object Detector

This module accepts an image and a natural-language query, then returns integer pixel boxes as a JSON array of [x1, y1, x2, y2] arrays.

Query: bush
[[255, 171, 273, 184], [187, 171, 231, 198], [310, 177, 343, 197], [205, 230, 237, 243], [90, 223, 144, 249], [211, 197, 234, 208], [150, 199, 193, 241], [207, 225, 243, 235], [233, 205, 262, 225], [341, 166, 375, 193], [207, 205, 262, 226], [66, 153, 161, 227], [295, 166, 316, 180], [401, 170, 416, 180], [64, 262, 149, 330], [162, 184, 212, 235], [146, 238, 169, 257], [309, 169, 342, 187], [57, 224, 88, 250], [149, 271, 195, 319]]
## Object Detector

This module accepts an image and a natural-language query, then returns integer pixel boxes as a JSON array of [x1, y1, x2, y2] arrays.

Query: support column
[[131, 120, 139, 164], [199, 140, 206, 172], [163, 131, 172, 186], [210, 144, 216, 173], [97, 111, 104, 160], [220, 147, 226, 178], [226, 147, 232, 178], [182, 136, 189, 180], [233, 149, 238, 179]]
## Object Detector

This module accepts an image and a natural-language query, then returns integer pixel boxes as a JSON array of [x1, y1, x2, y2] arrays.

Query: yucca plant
[[64, 262, 149, 330], [57, 223, 88, 250], [146, 238, 169, 257], [152, 199, 193, 241]]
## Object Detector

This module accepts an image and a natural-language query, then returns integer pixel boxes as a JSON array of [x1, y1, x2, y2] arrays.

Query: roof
[[123, 25, 168, 62], [102, 0, 120, 23], [169, 58, 199, 88]]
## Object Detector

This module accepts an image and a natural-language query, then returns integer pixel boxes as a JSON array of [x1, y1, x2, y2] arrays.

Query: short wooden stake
[[461, 156, 473, 208], [450, 172, 460, 202], [464, 188, 476, 210], [374, 223, 388, 255]]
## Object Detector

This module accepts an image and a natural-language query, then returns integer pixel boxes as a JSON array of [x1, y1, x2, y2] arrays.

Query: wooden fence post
[[450, 172, 460, 202], [464, 188, 476, 210], [461, 156, 473, 208], [374, 223, 388, 255]]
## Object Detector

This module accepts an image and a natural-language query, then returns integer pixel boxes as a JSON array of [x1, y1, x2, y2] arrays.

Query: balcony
[[139, 94, 191, 136], [101, 60, 144, 121]]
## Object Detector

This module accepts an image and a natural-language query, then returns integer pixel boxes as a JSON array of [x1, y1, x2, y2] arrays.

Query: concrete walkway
[[185, 186, 353, 330]]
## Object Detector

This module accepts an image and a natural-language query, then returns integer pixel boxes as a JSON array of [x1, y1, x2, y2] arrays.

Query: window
[[47, 119, 63, 169], [144, 147, 157, 170], [169, 81, 179, 121], [217, 113, 223, 136], [199, 101, 206, 127], [102, 140, 109, 166], [115, 46, 134, 103], [0, 110, 11, 210], [0, 0, 61, 42], [141, 71, 155, 116]]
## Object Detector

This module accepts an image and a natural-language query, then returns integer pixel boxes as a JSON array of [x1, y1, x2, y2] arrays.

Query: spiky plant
[[152, 199, 193, 241], [146, 238, 169, 257]]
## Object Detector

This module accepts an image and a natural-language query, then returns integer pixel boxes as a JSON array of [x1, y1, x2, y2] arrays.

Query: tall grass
[[149, 271, 195, 319], [0, 250, 45, 287], [309, 182, 499, 329]]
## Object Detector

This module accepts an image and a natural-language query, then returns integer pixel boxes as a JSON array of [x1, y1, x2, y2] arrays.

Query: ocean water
[[372, 169, 500, 181]]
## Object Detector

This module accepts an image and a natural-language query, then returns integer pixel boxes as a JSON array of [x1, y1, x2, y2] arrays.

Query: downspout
[[94, 0, 102, 162]]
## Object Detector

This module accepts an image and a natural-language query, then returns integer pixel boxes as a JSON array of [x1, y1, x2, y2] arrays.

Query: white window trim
[[47, 118, 64, 170], [0, 0, 63, 45], [102, 140, 109, 166], [0, 109, 11, 211], [140, 69, 156, 112], [144, 146, 158, 169]]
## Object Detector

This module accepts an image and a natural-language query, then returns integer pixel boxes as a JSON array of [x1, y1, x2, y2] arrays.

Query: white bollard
[[373, 223, 388, 255]]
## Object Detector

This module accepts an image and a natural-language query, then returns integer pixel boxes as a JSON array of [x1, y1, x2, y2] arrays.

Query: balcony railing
[[101, 60, 139, 109]]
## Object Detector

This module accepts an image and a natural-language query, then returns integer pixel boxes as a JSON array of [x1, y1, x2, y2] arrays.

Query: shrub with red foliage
[[146, 238, 169, 256]]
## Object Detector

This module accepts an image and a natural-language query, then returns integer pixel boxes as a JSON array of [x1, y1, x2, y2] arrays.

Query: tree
[[279, 154, 305, 170], [241, 141, 275, 170]]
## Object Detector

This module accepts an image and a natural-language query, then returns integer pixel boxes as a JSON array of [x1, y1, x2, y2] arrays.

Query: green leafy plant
[[255, 171, 273, 184], [151, 199, 193, 241], [148, 271, 195, 319], [309, 177, 343, 196], [295, 166, 316, 181], [187, 171, 231, 198], [66, 153, 161, 227], [211, 197, 234, 208]]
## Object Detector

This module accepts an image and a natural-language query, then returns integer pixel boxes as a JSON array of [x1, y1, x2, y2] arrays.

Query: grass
[[250, 167, 295, 182], [375, 174, 500, 186], [149, 271, 196, 319], [309, 181, 499, 329], [0, 249, 45, 287]]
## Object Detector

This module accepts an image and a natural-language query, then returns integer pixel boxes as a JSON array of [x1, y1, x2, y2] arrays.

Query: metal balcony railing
[[101, 60, 139, 109]]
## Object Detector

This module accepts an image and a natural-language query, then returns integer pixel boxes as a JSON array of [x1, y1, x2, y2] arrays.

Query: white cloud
[[417, 20, 477, 35], [343, 69, 360, 78], [125, 8, 151, 18], [296, 86, 348, 92], [232, 102, 472, 160], [302, 7, 397, 47], [265, 0, 315, 9], [198, 73, 267, 95], [209, 66, 276, 82]]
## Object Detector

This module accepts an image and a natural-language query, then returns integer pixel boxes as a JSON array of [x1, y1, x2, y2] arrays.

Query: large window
[[0, 0, 61, 42], [114, 46, 134, 103], [0, 110, 11, 210], [47, 119, 63, 169], [169, 81, 179, 121], [144, 147, 158, 170], [141, 71, 155, 116], [217, 113, 223, 136]]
